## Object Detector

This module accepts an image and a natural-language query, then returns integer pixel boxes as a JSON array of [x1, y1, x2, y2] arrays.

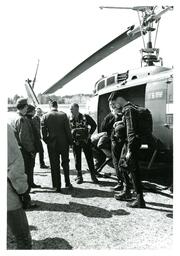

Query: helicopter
[[25, 5, 173, 165]]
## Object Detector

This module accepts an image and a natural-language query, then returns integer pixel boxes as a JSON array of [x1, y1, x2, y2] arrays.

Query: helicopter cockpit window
[[107, 76, 115, 86], [97, 80, 105, 91]]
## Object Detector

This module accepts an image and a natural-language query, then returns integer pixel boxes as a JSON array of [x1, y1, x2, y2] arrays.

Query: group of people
[[92, 91, 156, 208], [7, 91, 156, 249]]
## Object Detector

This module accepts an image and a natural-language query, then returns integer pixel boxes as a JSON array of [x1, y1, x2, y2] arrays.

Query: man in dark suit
[[41, 100, 73, 192], [33, 107, 49, 169]]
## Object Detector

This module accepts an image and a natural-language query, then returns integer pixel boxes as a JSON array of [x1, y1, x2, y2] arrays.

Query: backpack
[[129, 104, 153, 136], [136, 105, 153, 135]]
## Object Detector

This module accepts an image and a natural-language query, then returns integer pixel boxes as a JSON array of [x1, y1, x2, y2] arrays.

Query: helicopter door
[[97, 85, 146, 132], [97, 93, 110, 132], [145, 79, 173, 151]]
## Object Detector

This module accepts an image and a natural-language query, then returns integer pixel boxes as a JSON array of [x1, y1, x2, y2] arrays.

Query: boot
[[113, 183, 124, 191], [114, 189, 132, 201], [126, 194, 146, 208], [90, 173, 99, 184], [66, 183, 73, 189]]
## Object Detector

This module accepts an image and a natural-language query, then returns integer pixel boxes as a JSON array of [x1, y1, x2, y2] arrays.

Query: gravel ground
[[7, 146, 173, 250]]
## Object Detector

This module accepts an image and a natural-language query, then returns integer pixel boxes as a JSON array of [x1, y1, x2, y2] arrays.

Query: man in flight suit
[[41, 100, 73, 192], [69, 103, 99, 184], [109, 91, 146, 208]]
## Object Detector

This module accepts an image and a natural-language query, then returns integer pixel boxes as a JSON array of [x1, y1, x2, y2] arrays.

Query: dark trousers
[[118, 143, 133, 191], [121, 140, 143, 196], [72, 140, 96, 176], [111, 140, 125, 184], [21, 149, 35, 190], [92, 145, 106, 170], [127, 150, 143, 196], [38, 140, 45, 166], [47, 143, 70, 188], [128, 134, 157, 196], [7, 208, 32, 249]]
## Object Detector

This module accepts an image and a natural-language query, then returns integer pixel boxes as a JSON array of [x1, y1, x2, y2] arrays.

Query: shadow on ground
[[142, 181, 173, 198], [29, 200, 130, 218], [7, 234, 72, 250], [32, 184, 116, 197], [32, 237, 73, 249], [71, 187, 114, 198], [166, 213, 173, 218], [145, 201, 173, 214]]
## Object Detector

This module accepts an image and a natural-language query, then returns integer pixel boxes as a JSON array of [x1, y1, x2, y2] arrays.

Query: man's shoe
[[55, 187, 62, 193], [40, 164, 49, 169], [91, 175, 99, 184], [76, 177, 83, 184], [126, 196, 146, 208], [114, 191, 132, 201], [113, 184, 123, 191], [31, 183, 41, 188], [66, 183, 73, 189]]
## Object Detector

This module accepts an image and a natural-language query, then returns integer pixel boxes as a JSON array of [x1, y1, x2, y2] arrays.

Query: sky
[[2, 0, 176, 98]]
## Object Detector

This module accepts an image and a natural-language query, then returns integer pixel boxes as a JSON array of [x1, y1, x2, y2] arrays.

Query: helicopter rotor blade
[[43, 25, 142, 94], [100, 6, 135, 10], [32, 59, 40, 89], [25, 79, 39, 106], [99, 6, 154, 11]]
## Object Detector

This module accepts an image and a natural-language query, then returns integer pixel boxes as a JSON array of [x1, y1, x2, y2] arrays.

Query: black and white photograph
[[1, 0, 179, 254]]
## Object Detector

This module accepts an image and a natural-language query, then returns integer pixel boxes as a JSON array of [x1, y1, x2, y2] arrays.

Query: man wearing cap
[[10, 98, 38, 209], [41, 100, 73, 192]]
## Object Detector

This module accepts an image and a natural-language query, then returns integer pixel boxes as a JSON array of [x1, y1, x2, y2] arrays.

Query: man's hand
[[88, 133, 92, 140], [125, 150, 131, 161], [113, 120, 123, 128]]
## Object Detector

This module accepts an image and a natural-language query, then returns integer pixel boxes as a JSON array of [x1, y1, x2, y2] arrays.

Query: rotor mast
[[100, 5, 173, 66]]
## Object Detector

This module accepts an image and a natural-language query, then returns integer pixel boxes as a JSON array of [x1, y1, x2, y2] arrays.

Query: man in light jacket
[[7, 124, 32, 249]]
